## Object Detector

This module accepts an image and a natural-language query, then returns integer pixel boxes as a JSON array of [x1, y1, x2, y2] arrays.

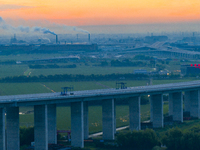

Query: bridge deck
[[0, 80, 200, 106]]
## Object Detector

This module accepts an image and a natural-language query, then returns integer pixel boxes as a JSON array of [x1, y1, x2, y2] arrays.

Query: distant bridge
[[1, 80, 200, 149]]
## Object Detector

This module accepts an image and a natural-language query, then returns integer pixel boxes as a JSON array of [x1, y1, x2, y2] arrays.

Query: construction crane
[[116, 82, 127, 89], [61, 86, 74, 95]]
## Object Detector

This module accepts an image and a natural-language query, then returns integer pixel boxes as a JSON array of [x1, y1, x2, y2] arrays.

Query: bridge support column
[[6, 107, 19, 150], [190, 90, 200, 118], [0, 108, 5, 150], [151, 94, 163, 128], [168, 94, 173, 116], [34, 105, 48, 150], [150, 98, 153, 122], [129, 96, 141, 131], [84, 102, 89, 139], [102, 99, 115, 140], [48, 104, 57, 144], [172, 92, 183, 122], [71, 102, 84, 148], [184, 90, 200, 118], [184, 91, 191, 112], [114, 100, 116, 134]]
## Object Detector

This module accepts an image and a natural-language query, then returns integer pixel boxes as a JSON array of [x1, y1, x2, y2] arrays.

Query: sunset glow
[[1, 0, 200, 26]]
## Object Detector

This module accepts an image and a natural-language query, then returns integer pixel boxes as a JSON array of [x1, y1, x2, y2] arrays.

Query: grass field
[[0, 53, 197, 78], [0, 83, 50, 95], [30, 64, 152, 76], [0, 63, 152, 78], [0, 64, 28, 77]]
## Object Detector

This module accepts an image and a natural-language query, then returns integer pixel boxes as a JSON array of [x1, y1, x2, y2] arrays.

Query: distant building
[[181, 65, 200, 75], [10, 34, 17, 44], [39, 44, 98, 52], [144, 36, 168, 44], [0, 43, 98, 55], [159, 70, 169, 75]]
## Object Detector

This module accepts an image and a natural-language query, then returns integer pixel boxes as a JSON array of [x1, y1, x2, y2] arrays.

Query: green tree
[[162, 128, 183, 150], [117, 129, 159, 150], [189, 125, 200, 133], [100, 61, 108, 66], [20, 127, 34, 146]]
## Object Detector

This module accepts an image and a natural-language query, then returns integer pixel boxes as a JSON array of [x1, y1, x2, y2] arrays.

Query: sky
[[0, 0, 200, 34]]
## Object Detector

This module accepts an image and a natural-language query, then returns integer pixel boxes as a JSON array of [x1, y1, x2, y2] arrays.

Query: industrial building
[[181, 64, 200, 75], [145, 36, 168, 44], [39, 44, 98, 52], [0, 44, 98, 55]]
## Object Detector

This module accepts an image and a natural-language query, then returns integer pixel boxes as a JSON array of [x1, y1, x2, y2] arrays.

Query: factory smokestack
[[56, 35, 58, 44], [88, 34, 90, 42], [76, 34, 78, 40], [193, 32, 195, 37]]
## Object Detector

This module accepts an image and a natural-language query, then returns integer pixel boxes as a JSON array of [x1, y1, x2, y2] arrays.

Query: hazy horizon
[[1, 0, 200, 35]]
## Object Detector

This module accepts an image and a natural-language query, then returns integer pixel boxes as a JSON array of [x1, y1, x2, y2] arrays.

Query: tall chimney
[[88, 34, 90, 42], [56, 35, 58, 44], [76, 34, 79, 40]]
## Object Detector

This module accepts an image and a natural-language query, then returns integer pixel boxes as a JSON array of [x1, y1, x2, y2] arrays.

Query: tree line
[[29, 64, 76, 69], [0, 73, 180, 83], [107, 125, 200, 150], [20, 124, 200, 149]]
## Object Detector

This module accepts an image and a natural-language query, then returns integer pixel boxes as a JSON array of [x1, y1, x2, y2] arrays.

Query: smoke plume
[[0, 17, 4, 23], [72, 26, 89, 34], [0, 17, 57, 35], [32, 27, 56, 35], [0, 16, 90, 35]]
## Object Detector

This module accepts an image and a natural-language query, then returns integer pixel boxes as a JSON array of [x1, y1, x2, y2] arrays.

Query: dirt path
[[95, 82, 111, 88], [40, 83, 56, 93]]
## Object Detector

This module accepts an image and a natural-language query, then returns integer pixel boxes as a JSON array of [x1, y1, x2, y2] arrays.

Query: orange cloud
[[1, 0, 200, 26]]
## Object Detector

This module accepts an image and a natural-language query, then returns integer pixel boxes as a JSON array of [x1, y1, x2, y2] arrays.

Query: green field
[[0, 65, 28, 78], [30, 65, 152, 76], [0, 63, 152, 78], [0, 53, 189, 78]]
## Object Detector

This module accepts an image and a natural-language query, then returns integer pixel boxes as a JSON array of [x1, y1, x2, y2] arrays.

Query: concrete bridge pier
[[184, 90, 200, 118], [84, 101, 89, 139], [129, 96, 141, 130], [114, 100, 116, 134], [34, 105, 48, 150], [172, 92, 183, 122], [6, 107, 20, 150], [150, 98, 153, 122], [0, 108, 5, 150], [190, 90, 200, 118], [48, 104, 57, 144], [184, 91, 191, 112], [150, 94, 163, 128], [168, 94, 173, 116], [71, 101, 84, 148], [102, 99, 115, 140]]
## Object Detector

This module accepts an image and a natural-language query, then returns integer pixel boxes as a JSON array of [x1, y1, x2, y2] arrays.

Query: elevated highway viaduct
[[1, 80, 200, 149]]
